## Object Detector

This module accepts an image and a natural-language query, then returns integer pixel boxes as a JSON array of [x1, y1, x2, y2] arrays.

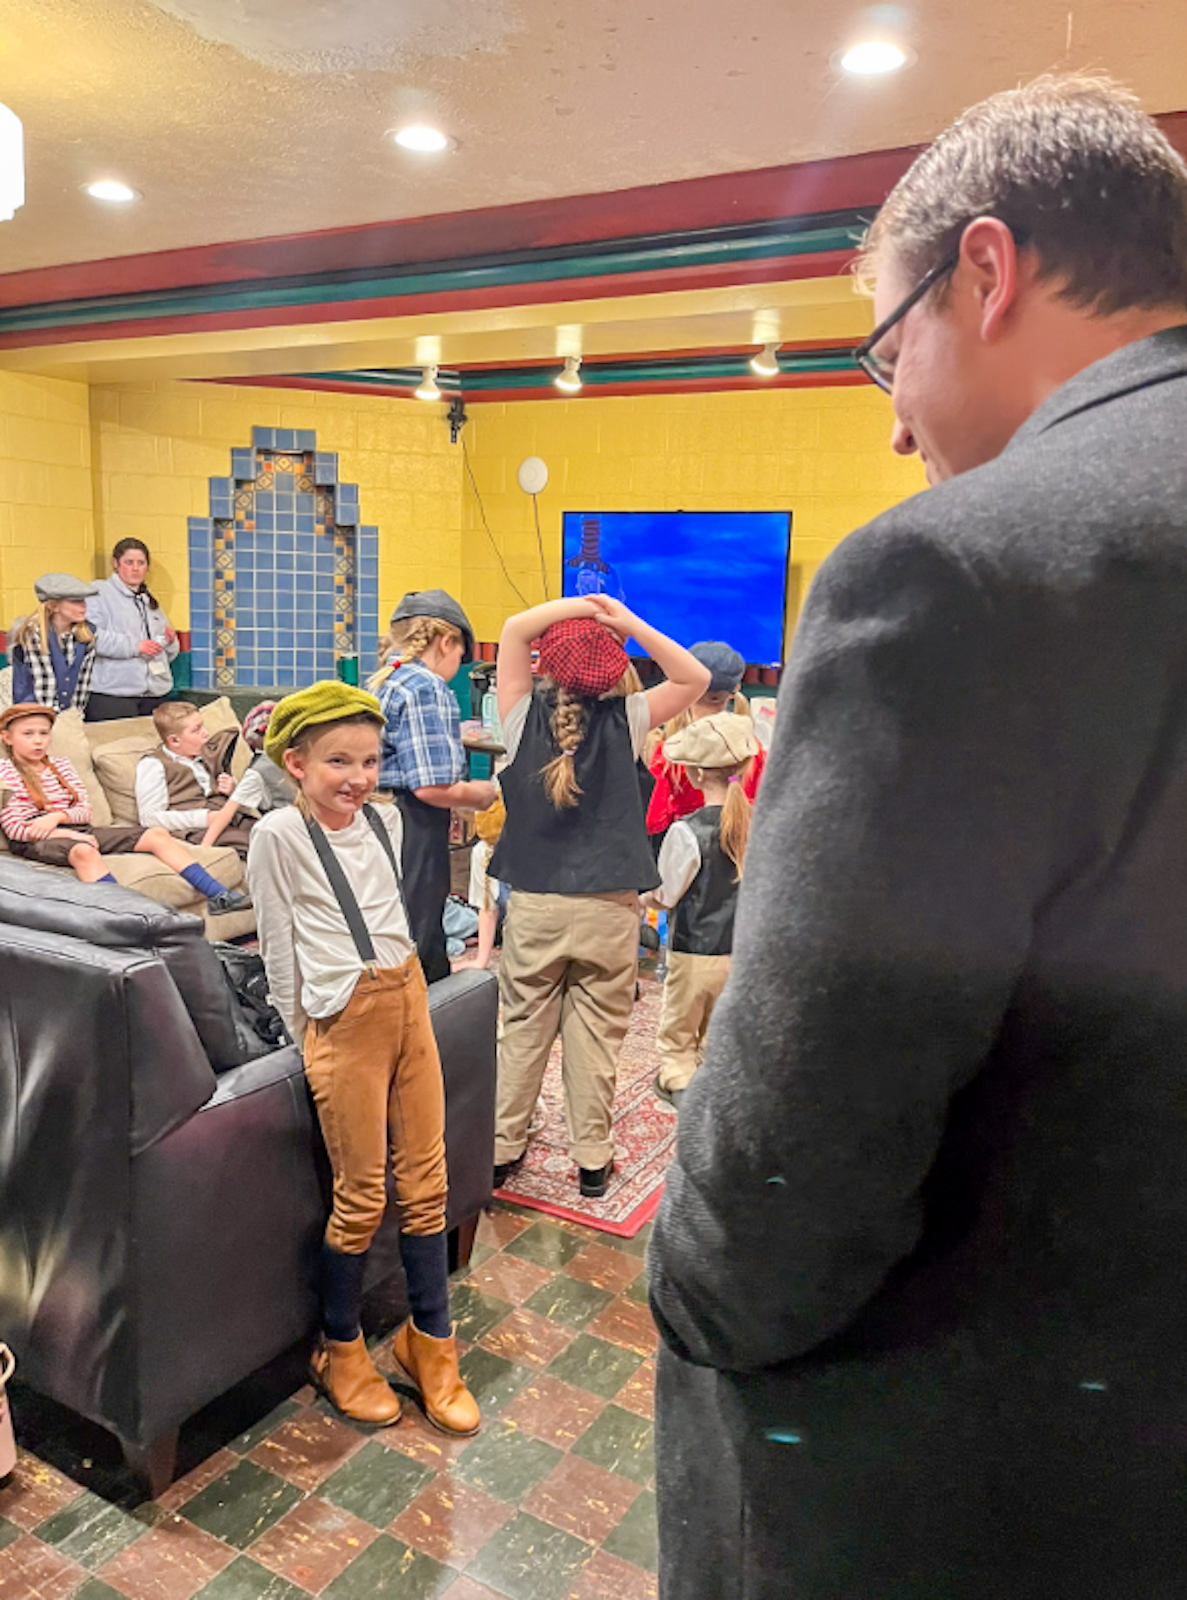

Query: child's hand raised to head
[[586, 594, 641, 640]]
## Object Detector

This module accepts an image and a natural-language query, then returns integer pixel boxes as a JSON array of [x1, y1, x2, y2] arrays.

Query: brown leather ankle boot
[[310, 1334, 402, 1426], [391, 1320, 481, 1436]]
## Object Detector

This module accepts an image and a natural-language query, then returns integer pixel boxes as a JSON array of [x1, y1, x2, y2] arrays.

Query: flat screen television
[[560, 510, 792, 666]]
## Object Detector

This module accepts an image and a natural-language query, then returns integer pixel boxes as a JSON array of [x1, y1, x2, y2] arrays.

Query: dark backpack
[[211, 940, 289, 1060]]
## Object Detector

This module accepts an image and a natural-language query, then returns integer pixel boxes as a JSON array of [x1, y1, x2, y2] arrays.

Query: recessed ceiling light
[[839, 41, 910, 75], [415, 365, 442, 401], [391, 124, 454, 154], [83, 179, 140, 202], [750, 343, 781, 377], [555, 355, 583, 393]]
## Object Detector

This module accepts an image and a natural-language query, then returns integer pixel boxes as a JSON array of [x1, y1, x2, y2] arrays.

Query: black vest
[[671, 807, 738, 956], [490, 690, 659, 895]]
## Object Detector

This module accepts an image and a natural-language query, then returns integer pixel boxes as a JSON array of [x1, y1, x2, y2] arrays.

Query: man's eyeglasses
[[853, 246, 961, 394]]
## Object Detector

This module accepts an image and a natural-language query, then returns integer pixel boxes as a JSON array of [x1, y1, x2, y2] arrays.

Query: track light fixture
[[750, 343, 781, 378], [555, 355, 583, 393], [415, 365, 442, 401]]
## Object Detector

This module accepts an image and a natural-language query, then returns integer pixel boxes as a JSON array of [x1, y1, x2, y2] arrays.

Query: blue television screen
[[561, 510, 792, 666]]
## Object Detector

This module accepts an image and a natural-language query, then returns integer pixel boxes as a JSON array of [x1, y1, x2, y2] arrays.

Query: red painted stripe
[[0, 249, 858, 349]]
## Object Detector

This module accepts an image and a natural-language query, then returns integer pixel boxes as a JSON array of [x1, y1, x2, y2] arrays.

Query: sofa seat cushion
[[103, 843, 244, 907]]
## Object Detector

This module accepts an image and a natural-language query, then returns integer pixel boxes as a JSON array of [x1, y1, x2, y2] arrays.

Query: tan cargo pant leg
[[495, 891, 570, 1165], [559, 891, 640, 1169], [304, 957, 447, 1252], [656, 950, 732, 1093]]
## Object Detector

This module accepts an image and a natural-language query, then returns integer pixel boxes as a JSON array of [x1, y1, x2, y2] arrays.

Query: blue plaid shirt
[[377, 658, 466, 793]]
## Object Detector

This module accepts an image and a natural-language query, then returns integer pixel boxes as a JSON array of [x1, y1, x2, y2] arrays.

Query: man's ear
[[958, 216, 1020, 344]]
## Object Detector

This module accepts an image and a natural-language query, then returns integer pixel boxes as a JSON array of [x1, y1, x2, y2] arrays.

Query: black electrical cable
[[461, 436, 529, 608], [531, 492, 550, 600]]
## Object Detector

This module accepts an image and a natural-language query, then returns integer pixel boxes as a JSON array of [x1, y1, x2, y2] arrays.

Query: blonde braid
[[367, 616, 462, 690], [541, 686, 588, 808]]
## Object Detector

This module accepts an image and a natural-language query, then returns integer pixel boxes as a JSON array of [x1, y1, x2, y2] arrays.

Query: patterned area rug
[[495, 971, 678, 1236]]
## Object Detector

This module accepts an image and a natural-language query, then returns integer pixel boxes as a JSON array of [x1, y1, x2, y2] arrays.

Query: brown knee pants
[[495, 889, 639, 1171], [303, 958, 447, 1253]]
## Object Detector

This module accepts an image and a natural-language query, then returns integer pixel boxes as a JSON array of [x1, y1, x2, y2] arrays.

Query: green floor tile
[[194, 1555, 312, 1600], [34, 1490, 146, 1570], [602, 1489, 659, 1571], [322, 1533, 453, 1599], [458, 1345, 532, 1416], [604, 1223, 653, 1259], [73, 1583, 133, 1600], [450, 1281, 515, 1343], [571, 1405, 655, 1487], [466, 1510, 591, 1600], [454, 1420, 562, 1503], [467, 1240, 497, 1268], [229, 1398, 304, 1455], [0, 1517, 21, 1553], [524, 1274, 614, 1330], [622, 1273, 651, 1306], [546, 1333, 642, 1399], [319, 1439, 434, 1527], [503, 1222, 585, 1270], [181, 1458, 304, 1550]]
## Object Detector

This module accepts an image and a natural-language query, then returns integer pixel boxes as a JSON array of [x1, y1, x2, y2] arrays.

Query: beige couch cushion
[[102, 842, 243, 905], [87, 697, 248, 824], [50, 708, 113, 826]]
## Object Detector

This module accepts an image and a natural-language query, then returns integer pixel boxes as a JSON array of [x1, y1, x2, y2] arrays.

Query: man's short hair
[[858, 74, 1187, 316], [153, 700, 201, 741]]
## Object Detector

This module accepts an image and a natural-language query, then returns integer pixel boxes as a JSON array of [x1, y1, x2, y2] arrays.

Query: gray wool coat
[[649, 326, 1187, 1600]]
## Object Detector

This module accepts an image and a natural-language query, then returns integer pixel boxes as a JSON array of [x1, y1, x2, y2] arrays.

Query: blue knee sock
[[400, 1231, 451, 1338], [180, 862, 228, 898], [99, 873, 117, 884], [321, 1244, 367, 1342]]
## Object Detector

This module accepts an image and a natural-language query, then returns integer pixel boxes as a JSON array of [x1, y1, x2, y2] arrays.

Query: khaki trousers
[[655, 949, 732, 1092], [496, 889, 639, 1170], [303, 957, 447, 1253]]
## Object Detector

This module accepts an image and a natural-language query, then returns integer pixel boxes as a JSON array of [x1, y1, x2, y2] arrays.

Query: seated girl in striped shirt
[[0, 702, 249, 914]]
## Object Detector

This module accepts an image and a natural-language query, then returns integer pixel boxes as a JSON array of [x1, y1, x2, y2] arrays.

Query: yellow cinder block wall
[[88, 380, 462, 639], [459, 386, 927, 650], [0, 373, 96, 631]]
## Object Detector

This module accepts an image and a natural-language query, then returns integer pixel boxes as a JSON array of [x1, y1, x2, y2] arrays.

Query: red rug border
[[492, 1179, 665, 1238]]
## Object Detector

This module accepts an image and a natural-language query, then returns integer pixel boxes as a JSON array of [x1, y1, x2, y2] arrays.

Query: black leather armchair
[[0, 859, 497, 1493]]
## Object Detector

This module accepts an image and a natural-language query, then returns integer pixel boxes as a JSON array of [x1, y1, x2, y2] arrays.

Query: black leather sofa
[[0, 857, 497, 1494]]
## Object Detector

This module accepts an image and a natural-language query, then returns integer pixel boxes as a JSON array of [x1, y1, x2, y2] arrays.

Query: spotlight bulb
[[83, 179, 140, 202], [839, 41, 908, 75], [415, 365, 442, 401], [750, 343, 781, 378], [391, 125, 454, 153], [555, 355, 583, 393]]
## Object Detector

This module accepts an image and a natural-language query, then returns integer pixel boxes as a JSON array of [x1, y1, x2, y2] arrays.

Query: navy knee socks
[[399, 1231, 451, 1338], [180, 862, 229, 898], [320, 1244, 368, 1342]]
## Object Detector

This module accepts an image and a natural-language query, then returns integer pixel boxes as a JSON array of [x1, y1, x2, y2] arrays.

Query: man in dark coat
[[649, 74, 1187, 1600]]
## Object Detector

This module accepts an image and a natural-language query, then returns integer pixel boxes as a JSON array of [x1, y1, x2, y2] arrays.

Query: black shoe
[[493, 1156, 523, 1189], [579, 1160, 615, 1199], [654, 1075, 685, 1109], [207, 888, 251, 915]]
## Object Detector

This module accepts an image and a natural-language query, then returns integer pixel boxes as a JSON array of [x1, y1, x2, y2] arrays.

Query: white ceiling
[[2, 0, 1187, 273]]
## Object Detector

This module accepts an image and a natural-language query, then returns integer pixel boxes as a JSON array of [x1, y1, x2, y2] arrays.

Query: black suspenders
[[303, 803, 411, 970]]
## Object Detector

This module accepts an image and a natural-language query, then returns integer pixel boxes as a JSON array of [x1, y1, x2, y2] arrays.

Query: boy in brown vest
[[134, 701, 256, 856]]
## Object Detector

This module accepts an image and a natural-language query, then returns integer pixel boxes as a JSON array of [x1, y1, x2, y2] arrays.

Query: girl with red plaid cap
[[489, 595, 709, 1198]]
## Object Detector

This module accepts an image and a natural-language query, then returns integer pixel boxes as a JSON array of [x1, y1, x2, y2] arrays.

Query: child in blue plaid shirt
[[369, 590, 497, 981]]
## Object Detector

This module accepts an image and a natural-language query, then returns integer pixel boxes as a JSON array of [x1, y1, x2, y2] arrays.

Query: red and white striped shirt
[[0, 756, 92, 842]]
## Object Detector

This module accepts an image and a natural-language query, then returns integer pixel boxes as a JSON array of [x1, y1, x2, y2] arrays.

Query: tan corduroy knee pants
[[303, 957, 447, 1253], [655, 949, 732, 1092], [495, 889, 639, 1171]]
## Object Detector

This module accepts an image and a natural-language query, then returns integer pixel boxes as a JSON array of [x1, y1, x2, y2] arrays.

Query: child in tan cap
[[645, 711, 759, 1109]]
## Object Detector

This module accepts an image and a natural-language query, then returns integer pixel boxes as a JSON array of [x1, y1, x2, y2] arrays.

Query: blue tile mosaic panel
[[188, 437, 377, 690]]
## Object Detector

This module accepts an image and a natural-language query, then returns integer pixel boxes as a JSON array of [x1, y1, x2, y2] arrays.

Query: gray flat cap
[[690, 640, 746, 692], [390, 589, 475, 657], [34, 572, 100, 603]]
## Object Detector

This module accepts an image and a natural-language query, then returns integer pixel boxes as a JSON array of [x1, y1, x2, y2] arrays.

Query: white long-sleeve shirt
[[246, 802, 414, 1039], [650, 819, 703, 910], [134, 749, 265, 833]]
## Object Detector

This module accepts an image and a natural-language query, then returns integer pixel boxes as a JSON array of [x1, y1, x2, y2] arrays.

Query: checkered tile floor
[[0, 1205, 658, 1600]]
